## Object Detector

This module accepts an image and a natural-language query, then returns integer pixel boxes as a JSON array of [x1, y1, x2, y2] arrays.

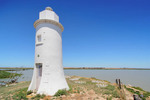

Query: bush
[[35, 94, 41, 98], [41, 94, 46, 99], [27, 90, 33, 95], [54, 89, 68, 97], [135, 91, 140, 96], [31, 94, 46, 99]]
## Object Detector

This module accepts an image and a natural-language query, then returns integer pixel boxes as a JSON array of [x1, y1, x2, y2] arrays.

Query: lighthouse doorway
[[36, 63, 42, 90]]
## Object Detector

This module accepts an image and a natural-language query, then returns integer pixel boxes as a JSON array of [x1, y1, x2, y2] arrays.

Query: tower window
[[37, 35, 42, 42]]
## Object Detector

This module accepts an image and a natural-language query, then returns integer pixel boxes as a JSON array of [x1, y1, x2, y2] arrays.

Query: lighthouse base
[[28, 65, 69, 95]]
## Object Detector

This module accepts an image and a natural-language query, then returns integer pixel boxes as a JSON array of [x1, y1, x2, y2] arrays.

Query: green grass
[[102, 85, 120, 98], [2, 87, 28, 100], [0, 70, 22, 79], [0, 81, 46, 100], [125, 86, 140, 96], [12, 87, 28, 100], [143, 92, 150, 98], [132, 86, 145, 92], [0, 81, 30, 99], [104, 85, 115, 91]]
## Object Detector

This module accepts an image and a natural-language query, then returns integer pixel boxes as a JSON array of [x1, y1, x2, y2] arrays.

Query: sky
[[0, 0, 150, 68]]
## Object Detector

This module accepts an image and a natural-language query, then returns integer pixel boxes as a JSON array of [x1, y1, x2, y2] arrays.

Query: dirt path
[[123, 87, 133, 100]]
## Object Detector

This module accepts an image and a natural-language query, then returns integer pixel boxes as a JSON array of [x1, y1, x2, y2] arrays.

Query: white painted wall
[[39, 9, 59, 22], [28, 7, 69, 95]]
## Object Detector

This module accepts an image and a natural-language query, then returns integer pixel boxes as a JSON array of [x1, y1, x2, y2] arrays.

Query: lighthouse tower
[[28, 7, 69, 95]]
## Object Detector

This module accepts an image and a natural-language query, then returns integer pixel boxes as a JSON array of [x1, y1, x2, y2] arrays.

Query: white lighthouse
[[28, 7, 69, 95]]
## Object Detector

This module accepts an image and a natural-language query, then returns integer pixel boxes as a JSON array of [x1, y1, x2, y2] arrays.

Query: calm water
[[0, 69, 150, 92]]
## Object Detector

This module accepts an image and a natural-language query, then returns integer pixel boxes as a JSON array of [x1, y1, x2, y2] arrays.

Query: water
[[0, 69, 150, 92]]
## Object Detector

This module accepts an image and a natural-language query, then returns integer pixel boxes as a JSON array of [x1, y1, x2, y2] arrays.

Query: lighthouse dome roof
[[46, 7, 53, 11]]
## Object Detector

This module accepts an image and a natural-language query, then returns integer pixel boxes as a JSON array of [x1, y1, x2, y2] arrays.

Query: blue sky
[[0, 0, 150, 68]]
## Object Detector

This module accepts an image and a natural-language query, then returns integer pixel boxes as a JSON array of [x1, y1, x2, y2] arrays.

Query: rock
[[69, 78, 80, 81], [61, 95, 66, 98], [71, 94, 76, 97]]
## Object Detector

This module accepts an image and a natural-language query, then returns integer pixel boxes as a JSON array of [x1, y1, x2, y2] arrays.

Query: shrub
[[35, 94, 41, 98], [32, 94, 45, 99], [135, 91, 140, 96], [54, 89, 68, 97], [41, 94, 46, 99], [30, 93, 46, 99], [27, 90, 33, 95]]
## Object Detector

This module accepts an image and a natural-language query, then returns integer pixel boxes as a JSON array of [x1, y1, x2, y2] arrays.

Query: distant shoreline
[[64, 67, 150, 70], [0, 67, 150, 70]]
